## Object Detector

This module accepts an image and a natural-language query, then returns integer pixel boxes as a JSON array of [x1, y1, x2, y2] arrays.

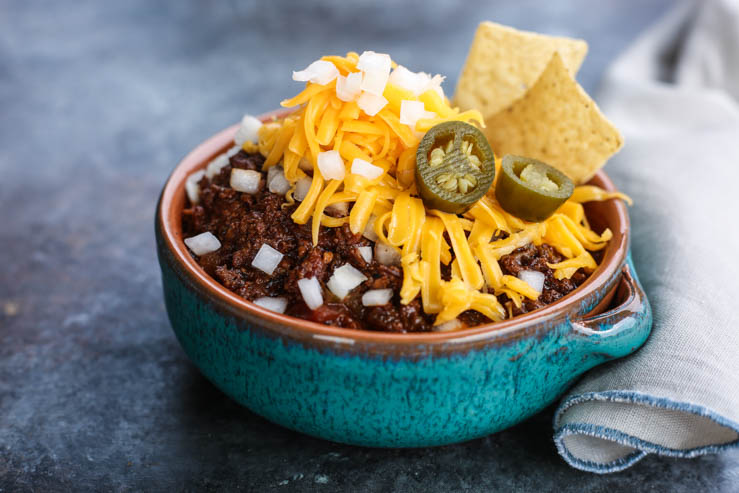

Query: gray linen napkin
[[553, 0, 739, 473]]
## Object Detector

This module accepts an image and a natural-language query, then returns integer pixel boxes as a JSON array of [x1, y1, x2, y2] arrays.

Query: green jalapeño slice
[[415, 121, 495, 214], [495, 155, 574, 222]]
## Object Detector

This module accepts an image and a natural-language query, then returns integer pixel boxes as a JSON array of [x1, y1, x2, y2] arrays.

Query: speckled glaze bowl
[[155, 111, 652, 447]]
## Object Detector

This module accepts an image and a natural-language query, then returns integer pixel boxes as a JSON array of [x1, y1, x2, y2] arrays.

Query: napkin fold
[[553, 0, 739, 473]]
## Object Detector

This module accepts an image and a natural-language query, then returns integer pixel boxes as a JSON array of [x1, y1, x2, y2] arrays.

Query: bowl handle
[[570, 259, 652, 360]]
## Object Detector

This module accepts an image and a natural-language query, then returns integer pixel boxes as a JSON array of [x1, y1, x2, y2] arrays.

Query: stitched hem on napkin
[[553, 390, 739, 473]]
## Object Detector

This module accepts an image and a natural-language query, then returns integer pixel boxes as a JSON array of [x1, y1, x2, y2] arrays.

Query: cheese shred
[[252, 52, 630, 327]]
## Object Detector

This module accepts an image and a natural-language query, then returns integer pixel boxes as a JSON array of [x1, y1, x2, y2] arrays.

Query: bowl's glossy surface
[[155, 113, 652, 447]]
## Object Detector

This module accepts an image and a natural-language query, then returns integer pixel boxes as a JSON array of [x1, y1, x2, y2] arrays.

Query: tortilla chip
[[483, 52, 623, 184], [454, 21, 588, 119]]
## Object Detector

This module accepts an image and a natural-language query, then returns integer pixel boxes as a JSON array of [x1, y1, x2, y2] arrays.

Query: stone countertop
[[2, 0, 738, 491]]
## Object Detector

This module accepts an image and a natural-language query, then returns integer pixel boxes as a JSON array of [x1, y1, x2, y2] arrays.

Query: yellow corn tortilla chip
[[483, 52, 623, 184], [454, 21, 588, 119]]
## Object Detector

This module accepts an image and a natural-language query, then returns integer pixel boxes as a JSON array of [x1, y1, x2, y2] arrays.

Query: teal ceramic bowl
[[156, 114, 652, 447]]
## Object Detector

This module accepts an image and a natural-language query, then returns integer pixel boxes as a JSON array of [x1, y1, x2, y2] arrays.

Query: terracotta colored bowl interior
[[158, 114, 629, 344]]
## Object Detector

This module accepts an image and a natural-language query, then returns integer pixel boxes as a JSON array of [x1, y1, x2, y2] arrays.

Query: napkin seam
[[553, 390, 739, 473]]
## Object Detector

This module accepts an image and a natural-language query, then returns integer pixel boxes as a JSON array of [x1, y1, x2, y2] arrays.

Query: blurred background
[[8, 1, 738, 492]]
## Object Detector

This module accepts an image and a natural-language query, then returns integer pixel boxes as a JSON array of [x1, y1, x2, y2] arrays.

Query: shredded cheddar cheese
[[250, 52, 630, 326]]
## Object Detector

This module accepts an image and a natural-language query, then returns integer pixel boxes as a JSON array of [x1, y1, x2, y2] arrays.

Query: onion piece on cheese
[[357, 91, 388, 116], [336, 72, 363, 102], [317, 150, 345, 180], [292, 60, 340, 86], [351, 158, 384, 180], [267, 166, 290, 195]]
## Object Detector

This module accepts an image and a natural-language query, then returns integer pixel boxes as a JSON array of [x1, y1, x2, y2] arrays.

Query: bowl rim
[[157, 111, 629, 345]]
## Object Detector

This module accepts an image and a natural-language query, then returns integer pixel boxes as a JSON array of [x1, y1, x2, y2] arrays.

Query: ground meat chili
[[182, 150, 594, 333]]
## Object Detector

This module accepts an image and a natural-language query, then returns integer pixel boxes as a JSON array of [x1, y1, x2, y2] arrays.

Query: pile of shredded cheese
[[244, 51, 630, 326]]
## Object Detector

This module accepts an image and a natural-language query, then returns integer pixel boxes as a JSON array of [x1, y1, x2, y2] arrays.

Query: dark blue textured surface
[[3, 0, 739, 491]]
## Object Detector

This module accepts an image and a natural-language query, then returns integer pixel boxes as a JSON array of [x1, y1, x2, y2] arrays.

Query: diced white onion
[[360, 69, 389, 96], [298, 277, 323, 310], [226, 145, 241, 158], [399, 100, 436, 128], [185, 170, 205, 204], [351, 158, 384, 180], [268, 166, 290, 195], [317, 150, 345, 180], [230, 168, 261, 194], [206, 153, 230, 179], [357, 91, 388, 116], [253, 296, 288, 314], [375, 242, 401, 266], [428, 74, 446, 99], [266, 164, 282, 183], [358, 246, 373, 263], [362, 288, 392, 307], [327, 264, 368, 300], [433, 318, 463, 332], [357, 51, 392, 73], [389, 65, 426, 95], [292, 60, 340, 86], [251, 243, 284, 275], [326, 202, 349, 217], [336, 72, 363, 102], [518, 270, 545, 295], [234, 115, 263, 146], [294, 177, 312, 201], [362, 215, 379, 241], [184, 231, 221, 256]]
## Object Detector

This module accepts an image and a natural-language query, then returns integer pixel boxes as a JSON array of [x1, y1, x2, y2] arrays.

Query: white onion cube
[[356, 51, 392, 74], [298, 277, 323, 310], [292, 60, 340, 86], [375, 242, 401, 266], [184, 232, 221, 256], [357, 91, 388, 116], [358, 246, 372, 263], [294, 177, 312, 201], [206, 153, 230, 179], [518, 270, 545, 295], [317, 150, 345, 180], [185, 170, 205, 204], [351, 158, 384, 180], [230, 169, 261, 194], [336, 72, 362, 102], [389, 65, 426, 95], [268, 166, 290, 195], [399, 100, 436, 128], [327, 264, 368, 300], [433, 318, 463, 332], [362, 215, 379, 242], [251, 243, 284, 275], [253, 296, 288, 314], [326, 202, 349, 217], [234, 115, 263, 146], [362, 288, 392, 307]]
